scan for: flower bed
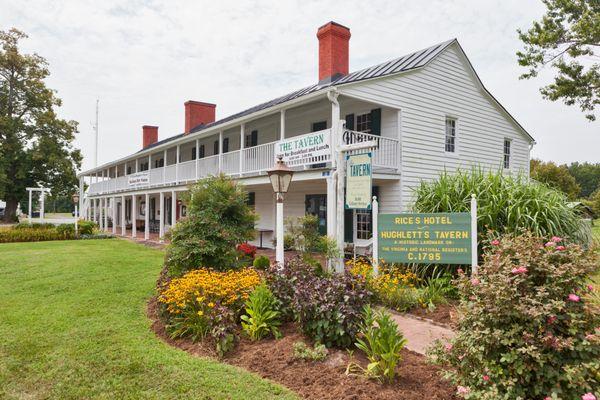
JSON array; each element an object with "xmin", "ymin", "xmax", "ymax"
[{"xmin": 0, "ymin": 221, "xmax": 100, "ymax": 243}]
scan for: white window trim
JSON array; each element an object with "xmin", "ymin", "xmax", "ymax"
[
  {"xmin": 503, "ymin": 138, "xmax": 512, "ymax": 170},
  {"xmin": 444, "ymin": 115, "xmax": 459, "ymax": 157}
]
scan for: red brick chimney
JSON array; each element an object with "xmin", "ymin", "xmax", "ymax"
[
  {"xmin": 317, "ymin": 21, "xmax": 351, "ymax": 84},
  {"xmin": 142, "ymin": 125, "xmax": 158, "ymax": 148},
  {"xmin": 185, "ymin": 101, "xmax": 216, "ymax": 134}
]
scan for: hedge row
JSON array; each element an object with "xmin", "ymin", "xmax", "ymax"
[{"xmin": 0, "ymin": 221, "xmax": 101, "ymax": 243}]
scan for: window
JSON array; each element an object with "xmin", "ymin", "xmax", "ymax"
[
  {"xmin": 223, "ymin": 138, "xmax": 229, "ymax": 153},
  {"xmin": 311, "ymin": 121, "xmax": 327, "ymax": 132},
  {"xmin": 245, "ymin": 130, "xmax": 258, "ymax": 147},
  {"xmin": 356, "ymin": 210, "xmax": 372, "ymax": 240},
  {"xmin": 503, "ymin": 138, "xmax": 511, "ymax": 169},
  {"xmin": 154, "ymin": 158, "xmax": 164, "ymax": 168},
  {"xmin": 247, "ymin": 192, "xmax": 255, "ymax": 208},
  {"xmin": 140, "ymin": 162, "xmax": 149, "ymax": 171},
  {"xmin": 199, "ymin": 144, "xmax": 205, "ymax": 158},
  {"xmin": 356, "ymin": 113, "xmax": 372, "ymax": 134},
  {"xmin": 213, "ymin": 140, "xmax": 219, "ymax": 155},
  {"xmin": 445, "ymin": 117, "xmax": 456, "ymax": 153},
  {"xmin": 191, "ymin": 147, "xmax": 196, "ymax": 160},
  {"xmin": 127, "ymin": 166, "xmax": 132, "ymax": 174}
]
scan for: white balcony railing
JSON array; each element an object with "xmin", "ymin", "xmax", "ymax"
[{"xmin": 87, "ymin": 128, "xmax": 400, "ymax": 195}]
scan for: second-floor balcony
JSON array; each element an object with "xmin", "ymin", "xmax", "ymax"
[{"xmin": 87, "ymin": 129, "xmax": 400, "ymax": 196}]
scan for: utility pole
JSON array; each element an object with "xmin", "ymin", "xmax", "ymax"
[{"xmin": 93, "ymin": 99, "xmax": 99, "ymax": 167}]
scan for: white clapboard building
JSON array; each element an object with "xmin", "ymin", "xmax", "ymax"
[{"xmin": 78, "ymin": 21, "xmax": 535, "ymax": 248}]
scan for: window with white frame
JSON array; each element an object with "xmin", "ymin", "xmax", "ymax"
[
  {"xmin": 503, "ymin": 138, "xmax": 511, "ymax": 169},
  {"xmin": 445, "ymin": 117, "xmax": 456, "ymax": 153},
  {"xmin": 356, "ymin": 210, "xmax": 372, "ymax": 240},
  {"xmin": 356, "ymin": 113, "xmax": 372, "ymax": 134}
]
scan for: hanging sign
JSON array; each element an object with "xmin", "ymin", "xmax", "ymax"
[
  {"xmin": 345, "ymin": 153, "xmax": 372, "ymax": 209},
  {"xmin": 377, "ymin": 212, "xmax": 472, "ymax": 264},
  {"xmin": 128, "ymin": 172, "xmax": 149, "ymax": 187},
  {"xmin": 275, "ymin": 129, "xmax": 331, "ymax": 167}
]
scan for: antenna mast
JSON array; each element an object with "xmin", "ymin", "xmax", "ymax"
[{"xmin": 93, "ymin": 99, "xmax": 99, "ymax": 167}]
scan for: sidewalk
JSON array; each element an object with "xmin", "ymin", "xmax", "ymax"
[{"xmin": 388, "ymin": 311, "xmax": 455, "ymax": 355}]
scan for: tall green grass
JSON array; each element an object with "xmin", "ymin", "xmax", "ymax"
[{"xmin": 412, "ymin": 169, "xmax": 591, "ymax": 246}]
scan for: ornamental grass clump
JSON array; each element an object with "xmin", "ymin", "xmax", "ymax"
[
  {"xmin": 241, "ymin": 283, "xmax": 282, "ymax": 341},
  {"xmin": 413, "ymin": 169, "xmax": 592, "ymax": 247},
  {"xmin": 428, "ymin": 232, "xmax": 600, "ymax": 399}
]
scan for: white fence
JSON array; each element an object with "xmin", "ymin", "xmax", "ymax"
[{"xmin": 87, "ymin": 129, "xmax": 400, "ymax": 195}]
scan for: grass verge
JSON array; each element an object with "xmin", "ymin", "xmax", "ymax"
[{"xmin": 0, "ymin": 239, "xmax": 295, "ymax": 400}]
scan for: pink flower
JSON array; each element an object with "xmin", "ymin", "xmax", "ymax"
[
  {"xmin": 457, "ymin": 268, "xmax": 464, "ymax": 274},
  {"xmin": 582, "ymin": 393, "xmax": 596, "ymax": 400},
  {"xmin": 585, "ymin": 334, "xmax": 595, "ymax": 340},
  {"xmin": 483, "ymin": 375, "xmax": 490, "ymax": 382},
  {"xmin": 547, "ymin": 315, "xmax": 557, "ymax": 324},
  {"xmin": 457, "ymin": 386, "xmax": 470, "ymax": 395},
  {"xmin": 556, "ymin": 245, "xmax": 565, "ymax": 251},
  {"xmin": 545, "ymin": 241, "xmax": 556, "ymax": 247},
  {"xmin": 545, "ymin": 397, "xmax": 552, "ymax": 400},
  {"xmin": 471, "ymin": 278, "xmax": 480, "ymax": 286},
  {"xmin": 511, "ymin": 266, "xmax": 528, "ymax": 275},
  {"xmin": 491, "ymin": 239, "xmax": 500, "ymax": 246},
  {"xmin": 445, "ymin": 343, "xmax": 453, "ymax": 352},
  {"xmin": 551, "ymin": 236, "xmax": 562, "ymax": 243},
  {"xmin": 568, "ymin": 294, "xmax": 580, "ymax": 302},
  {"xmin": 587, "ymin": 284, "xmax": 594, "ymax": 292}
]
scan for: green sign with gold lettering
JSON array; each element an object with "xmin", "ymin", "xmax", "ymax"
[{"xmin": 377, "ymin": 213, "xmax": 472, "ymax": 264}]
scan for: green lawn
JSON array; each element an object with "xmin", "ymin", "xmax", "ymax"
[{"xmin": 0, "ymin": 239, "xmax": 296, "ymax": 400}]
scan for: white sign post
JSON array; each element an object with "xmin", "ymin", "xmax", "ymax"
[{"xmin": 471, "ymin": 194, "xmax": 478, "ymax": 275}]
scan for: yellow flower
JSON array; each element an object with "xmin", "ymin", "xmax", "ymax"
[{"xmin": 197, "ymin": 310, "xmax": 204, "ymax": 316}]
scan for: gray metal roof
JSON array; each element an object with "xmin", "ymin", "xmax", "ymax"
[{"xmin": 140, "ymin": 39, "xmax": 456, "ymax": 152}]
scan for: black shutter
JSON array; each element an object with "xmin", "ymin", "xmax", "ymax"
[
  {"xmin": 311, "ymin": 121, "xmax": 327, "ymax": 132},
  {"xmin": 213, "ymin": 140, "xmax": 219, "ymax": 155},
  {"xmin": 251, "ymin": 130, "xmax": 258, "ymax": 147},
  {"xmin": 199, "ymin": 145, "xmax": 205, "ymax": 158},
  {"xmin": 345, "ymin": 114, "xmax": 355, "ymax": 130},
  {"xmin": 223, "ymin": 138, "xmax": 229, "ymax": 153},
  {"xmin": 370, "ymin": 108, "xmax": 381, "ymax": 136},
  {"xmin": 191, "ymin": 147, "xmax": 196, "ymax": 160}
]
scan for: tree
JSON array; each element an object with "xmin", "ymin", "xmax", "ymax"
[
  {"xmin": 530, "ymin": 158, "xmax": 581, "ymax": 199},
  {"xmin": 517, "ymin": 0, "xmax": 600, "ymax": 121},
  {"xmin": 0, "ymin": 28, "xmax": 81, "ymax": 222},
  {"xmin": 567, "ymin": 161, "xmax": 600, "ymax": 198}
]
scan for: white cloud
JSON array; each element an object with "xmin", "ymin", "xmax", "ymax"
[{"xmin": 1, "ymin": 0, "xmax": 597, "ymax": 170}]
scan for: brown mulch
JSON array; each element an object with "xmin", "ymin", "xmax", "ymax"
[
  {"xmin": 407, "ymin": 302, "xmax": 458, "ymax": 328},
  {"xmin": 148, "ymin": 298, "xmax": 457, "ymax": 400}
]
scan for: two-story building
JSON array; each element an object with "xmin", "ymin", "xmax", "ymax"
[{"xmin": 78, "ymin": 21, "xmax": 535, "ymax": 249}]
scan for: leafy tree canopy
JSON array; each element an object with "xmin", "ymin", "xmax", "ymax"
[
  {"xmin": 0, "ymin": 28, "xmax": 81, "ymax": 221},
  {"xmin": 567, "ymin": 161, "xmax": 600, "ymax": 197},
  {"xmin": 530, "ymin": 158, "xmax": 581, "ymax": 199},
  {"xmin": 517, "ymin": 0, "xmax": 600, "ymax": 121}
]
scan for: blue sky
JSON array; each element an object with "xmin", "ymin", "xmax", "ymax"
[{"xmin": 2, "ymin": 0, "xmax": 597, "ymax": 170}]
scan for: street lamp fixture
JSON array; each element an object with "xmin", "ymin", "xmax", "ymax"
[{"xmin": 267, "ymin": 155, "xmax": 294, "ymax": 266}]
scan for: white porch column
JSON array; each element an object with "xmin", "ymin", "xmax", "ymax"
[
  {"xmin": 131, "ymin": 194, "xmax": 137, "ymax": 238},
  {"xmin": 163, "ymin": 149, "xmax": 167, "ymax": 184},
  {"xmin": 159, "ymin": 192, "xmax": 165, "ymax": 241},
  {"xmin": 239, "ymin": 124, "xmax": 245, "ymax": 174},
  {"xmin": 112, "ymin": 197, "xmax": 116, "ymax": 234},
  {"xmin": 78, "ymin": 176, "xmax": 84, "ymax": 219},
  {"xmin": 280, "ymin": 109, "xmax": 286, "ymax": 140},
  {"xmin": 103, "ymin": 197, "xmax": 108, "ymax": 231},
  {"xmin": 135, "ymin": 159, "xmax": 139, "ymax": 173},
  {"xmin": 171, "ymin": 190, "xmax": 176, "ymax": 228},
  {"xmin": 98, "ymin": 198, "xmax": 103, "ymax": 230},
  {"xmin": 218, "ymin": 131, "xmax": 223, "ymax": 173},
  {"xmin": 120, "ymin": 195, "xmax": 126, "ymax": 236},
  {"xmin": 144, "ymin": 193, "xmax": 150, "ymax": 240},
  {"xmin": 330, "ymin": 92, "xmax": 345, "ymax": 273},
  {"xmin": 91, "ymin": 198, "xmax": 95, "ymax": 223},
  {"xmin": 28, "ymin": 190, "xmax": 32, "ymax": 223},
  {"xmin": 175, "ymin": 145, "xmax": 180, "ymax": 183},
  {"xmin": 40, "ymin": 190, "xmax": 45, "ymax": 221},
  {"xmin": 326, "ymin": 175, "xmax": 337, "ymax": 238}
]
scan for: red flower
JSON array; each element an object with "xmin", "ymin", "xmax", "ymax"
[{"xmin": 237, "ymin": 242, "xmax": 257, "ymax": 258}]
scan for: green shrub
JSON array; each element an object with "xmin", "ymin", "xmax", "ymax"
[
  {"xmin": 347, "ymin": 305, "xmax": 407, "ymax": 383},
  {"xmin": 241, "ymin": 283, "xmax": 282, "ymax": 341},
  {"xmin": 0, "ymin": 227, "xmax": 74, "ymax": 243},
  {"xmin": 293, "ymin": 341, "xmax": 328, "ymax": 361},
  {"xmin": 77, "ymin": 220, "xmax": 97, "ymax": 235},
  {"xmin": 418, "ymin": 275, "xmax": 455, "ymax": 311},
  {"xmin": 14, "ymin": 222, "xmax": 55, "ymax": 230},
  {"xmin": 252, "ymin": 255, "xmax": 271, "ymax": 270},
  {"xmin": 165, "ymin": 175, "xmax": 257, "ymax": 276},
  {"xmin": 413, "ymin": 169, "xmax": 592, "ymax": 247},
  {"xmin": 428, "ymin": 232, "xmax": 600, "ymax": 399},
  {"xmin": 56, "ymin": 223, "xmax": 75, "ymax": 235}
]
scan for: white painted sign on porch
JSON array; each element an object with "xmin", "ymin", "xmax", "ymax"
[
  {"xmin": 275, "ymin": 129, "xmax": 331, "ymax": 167},
  {"xmin": 128, "ymin": 172, "xmax": 149, "ymax": 187},
  {"xmin": 345, "ymin": 153, "xmax": 372, "ymax": 209}
]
